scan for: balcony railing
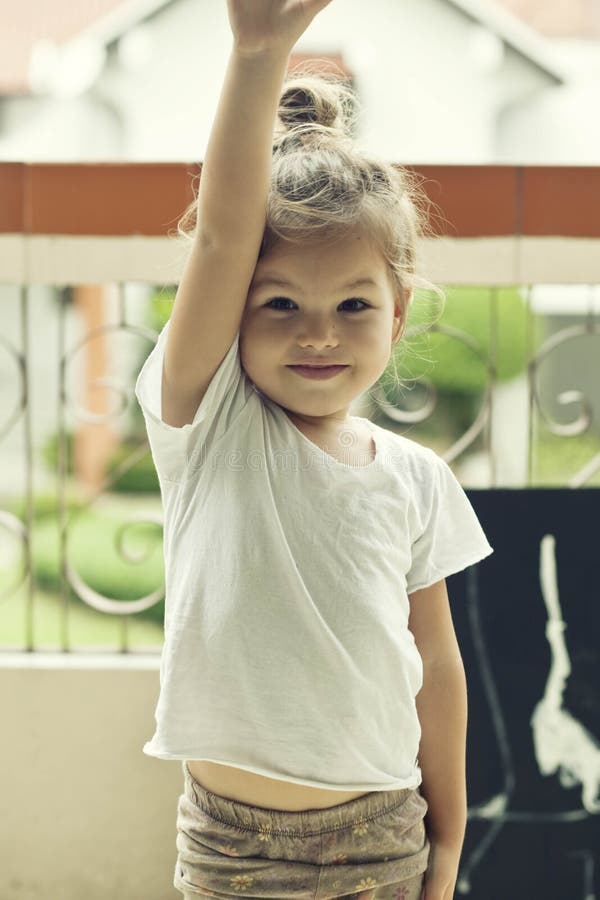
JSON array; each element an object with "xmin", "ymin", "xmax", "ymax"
[
  {"xmin": 1, "ymin": 163, "xmax": 599, "ymax": 900},
  {"xmin": 2, "ymin": 162, "xmax": 600, "ymax": 652}
]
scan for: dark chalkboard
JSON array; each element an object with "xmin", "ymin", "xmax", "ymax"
[{"xmin": 449, "ymin": 488, "xmax": 599, "ymax": 900}]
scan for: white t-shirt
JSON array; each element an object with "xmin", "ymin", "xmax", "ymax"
[{"xmin": 134, "ymin": 316, "xmax": 494, "ymax": 791}]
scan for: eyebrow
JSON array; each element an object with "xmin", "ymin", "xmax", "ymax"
[{"xmin": 251, "ymin": 275, "xmax": 380, "ymax": 292}]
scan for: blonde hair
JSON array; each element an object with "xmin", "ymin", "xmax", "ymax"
[{"xmin": 176, "ymin": 62, "xmax": 445, "ymax": 389}]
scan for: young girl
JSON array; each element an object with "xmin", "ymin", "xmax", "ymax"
[{"xmin": 134, "ymin": 2, "xmax": 494, "ymax": 898}]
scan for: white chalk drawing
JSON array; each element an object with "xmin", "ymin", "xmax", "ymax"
[
  {"xmin": 531, "ymin": 534, "xmax": 600, "ymax": 815},
  {"xmin": 456, "ymin": 534, "xmax": 599, "ymax": 898}
]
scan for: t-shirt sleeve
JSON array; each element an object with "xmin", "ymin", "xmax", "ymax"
[
  {"xmin": 134, "ymin": 316, "xmax": 251, "ymax": 484},
  {"xmin": 406, "ymin": 451, "xmax": 494, "ymax": 594}
]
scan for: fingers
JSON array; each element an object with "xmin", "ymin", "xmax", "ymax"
[{"xmin": 306, "ymin": 0, "xmax": 335, "ymax": 12}]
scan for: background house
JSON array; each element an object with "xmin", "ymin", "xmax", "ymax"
[{"xmin": 0, "ymin": 0, "xmax": 571, "ymax": 164}]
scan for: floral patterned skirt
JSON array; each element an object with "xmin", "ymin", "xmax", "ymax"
[{"xmin": 174, "ymin": 762, "xmax": 430, "ymax": 899}]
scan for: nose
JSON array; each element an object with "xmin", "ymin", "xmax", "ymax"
[{"xmin": 296, "ymin": 314, "xmax": 339, "ymax": 349}]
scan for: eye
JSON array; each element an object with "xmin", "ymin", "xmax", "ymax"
[
  {"xmin": 266, "ymin": 297, "xmax": 295, "ymax": 310},
  {"xmin": 265, "ymin": 297, "xmax": 370, "ymax": 311},
  {"xmin": 341, "ymin": 298, "xmax": 370, "ymax": 311}
]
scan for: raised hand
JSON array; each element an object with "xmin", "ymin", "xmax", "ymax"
[{"xmin": 226, "ymin": 0, "xmax": 334, "ymax": 57}]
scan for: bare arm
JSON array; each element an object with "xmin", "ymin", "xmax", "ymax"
[
  {"xmin": 408, "ymin": 578, "xmax": 467, "ymax": 899},
  {"xmin": 195, "ymin": 47, "xmax": 291, "ymax": 248},
  {"xmin": 161, "ymin": 0, "xmax": 334, "ymax": 428},
  {"xmin": 162, "ymin": 48, "xmax": 291, "ymax": 426}
]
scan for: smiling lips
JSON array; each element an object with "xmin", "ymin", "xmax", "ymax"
[
  {"xmin": 288, "ymin": 364, "xmax": 348, "ymax": 380},
  {"xmin": 289, "ymin": 360, "xmax": 346, "ymax": 366}
]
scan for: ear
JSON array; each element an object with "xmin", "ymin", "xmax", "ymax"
[
  {"xmin": 392, "ymin": 321, "xmax": 405, "ymax": 346},
  {"xmin": 391, "ymin": 288, "xmax": 412, "ymax": 345}
]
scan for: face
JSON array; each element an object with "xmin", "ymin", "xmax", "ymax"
[{"xmin": 239, "ymin": 226, "xmax": 408, "ymax": 429}]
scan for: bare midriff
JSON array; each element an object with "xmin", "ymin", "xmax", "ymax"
[{"xmin": 186, "ymin": 760, "xmax": 372, "ymax": 811}]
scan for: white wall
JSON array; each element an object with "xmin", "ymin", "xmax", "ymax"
[
  {"xmin": 497, "ymin": 77, "xmax": 600, "ymax": 163},
  {"xmin": 0, "ymin": 94, "xmax": 123, "ymax": 161},
  {"xmin": 104, "ymin": 0, "xmax": 552, "ymax": 164}
]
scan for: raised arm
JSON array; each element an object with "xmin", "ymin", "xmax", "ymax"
[{"xmin": 162, "ymin": 0, "xmax": 333, "ymax": 428}]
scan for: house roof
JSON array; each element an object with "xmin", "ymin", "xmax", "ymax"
[
  {"xmin": 0, "ymin": 0, "xmax": 123, "ymax": 95},
  {"xmin": 495, "ymin": 0, "xmax": 600, "ymax": 40},
  {"xmin": 0, "ymin": 0, "xmax": 565, "ymax": 97},
  {"xmin": 446, "ymin": 0, "xmax": 566, "ymax": 82}
]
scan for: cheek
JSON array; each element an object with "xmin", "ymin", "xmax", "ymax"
[
  {"xmin": 239, "ymin": 328, "xmax": 270, "ymax": 376},
  {"xmin": 240, "ymin": 314, "xmax": 267, "ymax": 355},
  {"xmin": 244, "ymin": 310, "xmax": 281, "ymax": 335},
  {"xmin": 352, "ymin": 318, "xmax": 388, "ymax": 343}
]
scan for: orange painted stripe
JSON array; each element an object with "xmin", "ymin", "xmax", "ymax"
[
  {"xmin": 412, "ymin": 166, "xmax": 519, "ymax": 238},
  {"xmin": 0, "ymin": 163, "xmax": 599, "ymax": 238},
  {"xmin": 0, "ymin": 163, "xmax": 200, "ymax": 237},
  {"xmin": 521, "ymin": 166, "xmax": 600, "ymax": 237},
  {"xmin": 0, "ymin": 163, "xmax": 26, "ymax": 232}
]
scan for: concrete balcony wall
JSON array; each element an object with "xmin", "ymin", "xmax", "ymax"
[{"xmin": 2, "ymin": 654, "xmax": 179, "ymax": 900}]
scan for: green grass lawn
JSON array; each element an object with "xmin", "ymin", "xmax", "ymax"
[
  {"xmin": 0, "ymin": 586, "xmax": 163, "ymax": 652},
  {"xmin": 0, "ymin": 579, "xmax": 164, "ymax": 651},
  {"xmin": 0, "ymin": 492, "xmax": 165, "ymax": 651}
]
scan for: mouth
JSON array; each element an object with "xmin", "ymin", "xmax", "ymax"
[{"xmin": 287, "ymin": 365, "xmax": 349, "ymax": 380}]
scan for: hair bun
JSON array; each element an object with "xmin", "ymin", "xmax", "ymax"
[
  {"xmin": 279, "ymin": 82, "xmax": 337, "ymax": 130},
  {"xmin": 275, "ymin": 69, "xmax": 356, "ymax": 149}
]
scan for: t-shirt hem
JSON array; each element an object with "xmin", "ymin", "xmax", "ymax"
[{"xmin": 143, "ymin": 744, "xmax": 422, "ymax": 792}]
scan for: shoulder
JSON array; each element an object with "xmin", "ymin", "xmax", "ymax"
[{"xmin": 367, "ymin": 420, "xmax": 440, "ymax": 471}]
